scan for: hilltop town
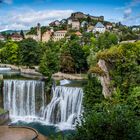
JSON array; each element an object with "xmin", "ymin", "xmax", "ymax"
[{"xmin": 0, "ymin": 12, "xmax": 140, "ymax": 42}]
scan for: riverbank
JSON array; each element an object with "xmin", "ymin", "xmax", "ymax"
[
  {"xmin": 53, "ymin": 72, "xmax": 87, "ymax": 80},
  {"xmin": 0, "ymin": 64, "xmax": 42, "ymax": 76}
]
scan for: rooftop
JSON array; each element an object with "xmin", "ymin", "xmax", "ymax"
[{"xmin": 95, "ymin": 22, "xmax": 105, "ymax": 28}]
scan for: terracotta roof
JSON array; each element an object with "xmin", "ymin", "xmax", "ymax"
[
  {"xmin": 55, "ymin": 30, "xmax": 67, "ymax": 33},
  {"xmin": 11, "ymin": 33, "xmax": 22, "ymax": 38},
  {"xmin": 75, "ymin": 31, "xmax": 82, "ymax": 36},
  {"xmin": 106, "ymin": 23, "xmax": 112, "ymax": 26}
]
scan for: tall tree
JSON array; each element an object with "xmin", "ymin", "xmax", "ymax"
[
  {"xmin": 19, "ymin": 38, "xmax": 40, "ymax": 66},
  {"xmin": 20, "ymin": 30, "xmax": 25, "ymax": 39}
]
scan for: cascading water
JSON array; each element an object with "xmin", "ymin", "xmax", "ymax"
[
  {"xmin": 43, "ymin": 86, "xmax": 83, "ymax": 129},
  {"xmin": 3, "ymin": 80, "xmax": 45, "ymax": 120},
  {"xmin": 0, "ymin": 67, "xmax": 11, "ymax": 72},
  {"xmin": 3, "ymin": 79, "xmax": 83, "ymax": 129}
]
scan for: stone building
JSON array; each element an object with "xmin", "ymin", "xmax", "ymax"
[
  {"xmin": 72, "ymin": 20, "xmax": 80, "ymax": 30},
  {"xmin": 42, "ymin": 31, "xmax": 52, "ymax": 42},
  {"xmin": 25, "ymin": 23, "xmax": 41, "ymax": 42},
  {"xmin": 11, "ymin": 33, "xmax": 23, "ymax": 41},
  {"xmin": 49, "ymin": 20, "xmax": 60, "ymax": 27},
  {"xmin": 36, "ymin": 23, "xmax": 41, "ymax": 41},
  {"xmin": 70, "ymin": 12, "xmax": 104, "ymax": 21},
  {"xmin": 106, "ymin": 23, "xmax": 113, "ymax": 30},
  {"xmin": 53, "ymin": 30, "xmax": 67, "ymax": 41}
]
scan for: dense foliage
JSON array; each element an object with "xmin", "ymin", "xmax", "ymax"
[{"xmin": 73, "ymin": 42, "xmax": 140, "ymax": 140}]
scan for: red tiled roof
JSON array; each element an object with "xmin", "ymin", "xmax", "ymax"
[
  {"xmin": 55, "ymin": 30, "xmax": 67, "ymax": 33},
  {"xmin": 75, "ymin": 31, "xmax": 82, "ymax": 36},
  {"xmin": 11, "ymin": 33, "xmax": 22, "ymax": 38}
]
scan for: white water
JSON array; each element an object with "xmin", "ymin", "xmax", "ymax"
[
  {"xmin": 60, "ymin": 79, "xmax": 71, "ymax": 85},
  {"xmin": 3, "ymin": 80, "xmax": 45, "ymax": 120},
  {"xmin": 43, "ymin": 86, "xmax": 83, "ymax": 129},
  {"xmin": 3, "ymin": 80, "xmax": 83, "ymax": 129},
  {"xmin": 0, "ymin": 67, "xmax": 11, "ymax": 72}
]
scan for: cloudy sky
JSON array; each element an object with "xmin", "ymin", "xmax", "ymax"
[{"xmin": 0, "ymin": 0, "xmax": 140, "ymax": 31}]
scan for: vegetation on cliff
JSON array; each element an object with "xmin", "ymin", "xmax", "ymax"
[{"xmin": 73, "ymin": 41, "xmax": 140, "ymax": 140}]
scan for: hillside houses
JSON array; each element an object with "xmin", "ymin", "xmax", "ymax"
[
  {"xmin": 11, "ymin": 33, "xmax": 23, "ymax": 41},
  {"xmin": 0, "ymin": 34, "xmax": 5, "ymax": 41},
  {"xmin": 24, "ymin": 12, "xmax": 133, "ymax": 43}
]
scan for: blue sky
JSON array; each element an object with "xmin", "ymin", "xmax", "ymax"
[{"xmin": 0, "ymin": 0, "xmax": 140, "ymax": 31}]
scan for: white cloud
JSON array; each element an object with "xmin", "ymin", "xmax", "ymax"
[
  {"xmin": 124, "ymin": 8, "xmax": 132, "ymax": 19},
  {"xmin": 115, "ymin": 0, "xmax": 140, "ymax": 19},
  {"xmin": 0, "ymin": 8, "xmax": 73, "ymax": 31}
]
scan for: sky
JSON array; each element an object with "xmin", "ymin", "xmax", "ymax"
[{"xmin": 0, "ymin": 0, "xmax": 140, "ymax": 31}]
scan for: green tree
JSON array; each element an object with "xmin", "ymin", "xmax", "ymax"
[
  {"xmin": 97, "ymin": 31, "xmax": 118, "ymax": 50},
  {"xmin": 0, "ymin": 41, "xmax": 20, "ymax": 64},
  {"xmin": 39, "ymin": 48, "xmax": 60, "ymax": 78},
  {"xmin": 69, "ymin": 40, "xmax": 87, "ymax": 73},
  {"xmin": 19, "ymin": 38, "xmax": 40, "ymax": 66},
  {"xmin": 60, "ymin": 48, "xmax": 75, "ymax": 73},
  {"xmin": 20, "ymin": 30, "xmax": 25, "ymax": 39}
]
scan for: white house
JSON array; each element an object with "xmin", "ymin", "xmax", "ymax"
[
  {"xmin": 132, "ymin": 27, "xmax": 140, "ymax": 32},
  {"xmin": 93, "ymin": 22, "xmax": 106, "ymax": 33},
  {"xmin": 106, "ymin": 23, "xmax": 113, "ymax": 30}
]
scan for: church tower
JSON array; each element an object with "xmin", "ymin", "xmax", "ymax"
[{"xmin": 37, "ymin": 23, "xmax": 41, "ymax": 41}]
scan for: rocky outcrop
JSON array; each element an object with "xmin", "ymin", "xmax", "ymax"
[{"xmin": 98, "ymin": 59, "xmax": 113, "ymax": 98}]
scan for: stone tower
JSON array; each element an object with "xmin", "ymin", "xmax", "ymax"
[{"xmin": 37, "ymin": 23, "xmax": 41, "ymax": 41}]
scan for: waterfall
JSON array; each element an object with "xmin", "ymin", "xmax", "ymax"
[
  {"xmin": 3, "ymin": 80, "xmax": 45, "ymax": 119},
  {"xmin": 3, "ymin": 79, "xmax": 83, "ymax": 129},
  {"xmin": 43, "ymin": 86, "xmax": 83, "ymax": 129},
  {"xmin": 0, "ymin": 67, "xmax": 11, "ymax": 72}
]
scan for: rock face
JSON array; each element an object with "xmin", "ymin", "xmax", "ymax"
[{"xmin": 98, "ymin": 59, "xmax": 112, "ymax": 98}]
